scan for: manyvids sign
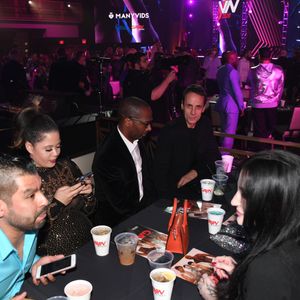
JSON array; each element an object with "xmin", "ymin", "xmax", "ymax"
[{"xmin": 219, "ymin": 0, "xmax": 241, "ymax": 15}]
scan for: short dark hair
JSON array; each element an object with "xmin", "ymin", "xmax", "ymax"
[
  {"xmin": 183, "ymin": 84, "xmax": 207, "ymax": 105},
  {"xmin": 13, "ymin": 107, "xmax": 59, "ymax": 149},
  {"xmin": 0, "ymin": 154, "xmax": 37, "ymax": 203},
  {"xmin": 259, "ymin": 47, "xmax": 271, "ymax": 60},
  {"xmin": 118, "ymin": 97, "xmax": 150, "ymax": 120},
  {"xmin": 132, "ymin": 52, "xmax": 146, "ymax": 64}
]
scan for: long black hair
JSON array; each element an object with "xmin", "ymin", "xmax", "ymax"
[
  {"xmin": 219, "ymin": 150, "xmax": 300, "ymax": 299},
  {"xmin": 13, "ymin": 107, "xmax": 58, "ymax": 149}
]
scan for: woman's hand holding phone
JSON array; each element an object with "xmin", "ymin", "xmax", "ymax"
[
  {"xmin": 79, "ymin": 178, "xmax": 93, "ymax": 195},
  {"xmin": 54, "ymin": 183, "xmax": 85, "ymax": 205}
]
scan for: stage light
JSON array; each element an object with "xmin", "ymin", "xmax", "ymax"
[
  {"xmin": 67, "ymin": 4, "xmax": 71, "ymax": 8},
  {"xmin": 217, "ymin": 22, "xmax": 220, "ymax": 27},
  {"xmin": 59, "ymin": 40, "xmax": 65, "ymax": 45},
  {"xmin": 81, "ymin": 38, "xmax": 87, "ymax": 45},
  {"xmin": 248, "ymin": 9, "xmax": 252, "ymax": 14},
  {"xmin": 28, "ymin": 0, "xmax": 33, "ymax": 4},
  {"xmin": 188, "ymin": 0, "xmax": 194, "ymax": 4},
  {"xmin": 189, "ymin": 13, "xmax": 193, "ymax": 18},
  {"xmin": 278, "ymin": 21, "xmax": 283, "ymax": 25}
]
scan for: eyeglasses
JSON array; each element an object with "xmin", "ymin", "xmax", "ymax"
[{"xmin": 129, "ymin": 117, "xmax": 152, "ymax": 127}]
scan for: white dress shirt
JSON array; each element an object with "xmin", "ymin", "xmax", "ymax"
[{"xmin": 117, "ymin": 127, "xmax": 143, "ymax": 201}]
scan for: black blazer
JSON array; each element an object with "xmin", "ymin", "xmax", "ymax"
[{"xmin": 92, "ymin": 128, "xmax": 153, "ymax": 226}]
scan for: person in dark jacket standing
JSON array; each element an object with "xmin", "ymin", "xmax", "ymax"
[{"xmin": 1, "ymin": 48, "xmax": 29, "ymax": 106}]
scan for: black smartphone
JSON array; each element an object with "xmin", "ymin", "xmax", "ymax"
[{"xmin": 76, "ymin": 171, "xmax": 93, "ymax": 183}]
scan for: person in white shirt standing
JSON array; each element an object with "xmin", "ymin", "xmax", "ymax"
[
  {"xmin": 203, "ymin": 46, "xmax": 221, "ymax": 96},
  {"xmin": 248, "ymin": 47, "xmax": 284, "ymax": 149}
]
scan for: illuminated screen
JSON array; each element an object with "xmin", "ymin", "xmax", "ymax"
[{"xmin": 94, "ymin": 0, "xmax": 163, "ymax": 44}]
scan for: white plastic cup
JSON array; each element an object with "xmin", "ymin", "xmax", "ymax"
[
  {"xmin": 200, "ymin": 179, "xmax": 215, "ymax": 201},
  {"xmin": 91, "ymin": 225, "xmax": 112, "ymax": 256},
  {"xmin": 222, "ymin": 155, "xmax": 234, "ymax": 173},
  {"xmin": 64, "ymin": 280, "xmax": 93, "ymax": 300},
  {"xmin": 207, "ymin": 207, "xmax": 225, "ymax": 235},
  {"xmin": 150, "ymin": 268, "xmax": 176, "ymax": 300}
]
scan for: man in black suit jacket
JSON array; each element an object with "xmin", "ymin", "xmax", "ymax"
[{"xmin": 92, "ymin": 97, "xmax": 154, "ymax": 227}]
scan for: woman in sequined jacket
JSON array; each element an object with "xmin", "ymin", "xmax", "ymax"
[{"xmin": 13, "ymin": 107, "xmax": 96, "ymax": 256}]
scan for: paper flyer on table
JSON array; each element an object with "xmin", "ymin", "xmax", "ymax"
[
  {"xmin": 128, "ymin": 225, "xmax": 168, "ymax": 258},
  {"xmin": 186, "ymin": 201, "xmax": 222, "ymax": 220},
  {"xmin": 171, "ymin": 248, "xmax": 215, "ymax": 285}
]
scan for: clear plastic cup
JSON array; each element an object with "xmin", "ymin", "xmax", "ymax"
[
  {"xmin": 114, "ymin": 232, "xmax": 139, "ymax": 266},
  {"xmin": 212, "ymin": 174, "xmax": 228, "ymax": 196},
  {"xmin": 147, "ymin": 250, "xmax": 174, "ymax": 270},
  {"xmin": 214, "ymin": 160, "xmax": 225, "ymax": 174}
]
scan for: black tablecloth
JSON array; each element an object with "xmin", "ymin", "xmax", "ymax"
[{"xmin": 22, "ymin": 185, "xmax": 236, "ymax": 300}]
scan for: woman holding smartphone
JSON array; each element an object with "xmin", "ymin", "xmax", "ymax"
[
  {"xmin": 198, "ymin": 150, "xmax": 300, "ymax": 300},
  {"xmin": 13, "ymin": 107, "xmax": 96, "ymax": 256}
]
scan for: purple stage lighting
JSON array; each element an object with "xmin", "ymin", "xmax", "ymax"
[
  {"xmin": 188, "ymin": 0, "xmax": 194, "ymax": 4},
  {"xmin": 189, "ymin": 13, "xmax": 193, "ymax": 18}
]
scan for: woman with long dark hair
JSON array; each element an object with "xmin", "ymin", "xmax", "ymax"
[
  {"xmin": 198, "ymin": 150, "xmax": 300, "ymax": 300},
  {"xmin": 12, "ymin": 107, "xmax": 96, "ymax": 256}
]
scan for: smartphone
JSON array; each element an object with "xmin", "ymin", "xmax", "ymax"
[
  {"xmin": 35, "ymin": 254, "xmax": 76, "ymax": 279},
  {"xmin": 76, "ymin": 171, "xmax": 93, "ymax": 183}
]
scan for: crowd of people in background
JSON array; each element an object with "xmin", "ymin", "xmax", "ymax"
[
  {"xmin": 1, "ymin": 44, "xmax": 299, "ymax": 118},
  {"xmin": 1, "ymin": 41, "xmax": 300, "ymax": 299}
]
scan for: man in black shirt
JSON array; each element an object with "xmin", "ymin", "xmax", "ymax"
[
  {"xmin": 154, "ymin": 84, "xmax": 221, "ymax": 199},
  {"xmin": 123, "ymin": 52, "xmax": 177, "ymax": 122}
]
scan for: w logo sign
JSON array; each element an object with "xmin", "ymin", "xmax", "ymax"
[{"xmin": 219, "ymin": 0, "xmax": 240, "ymax": 14}]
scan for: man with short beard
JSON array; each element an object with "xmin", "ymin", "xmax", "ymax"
[{"xmin": 0, "ymin": 155, "xmax": 64, "ymax": 300}]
